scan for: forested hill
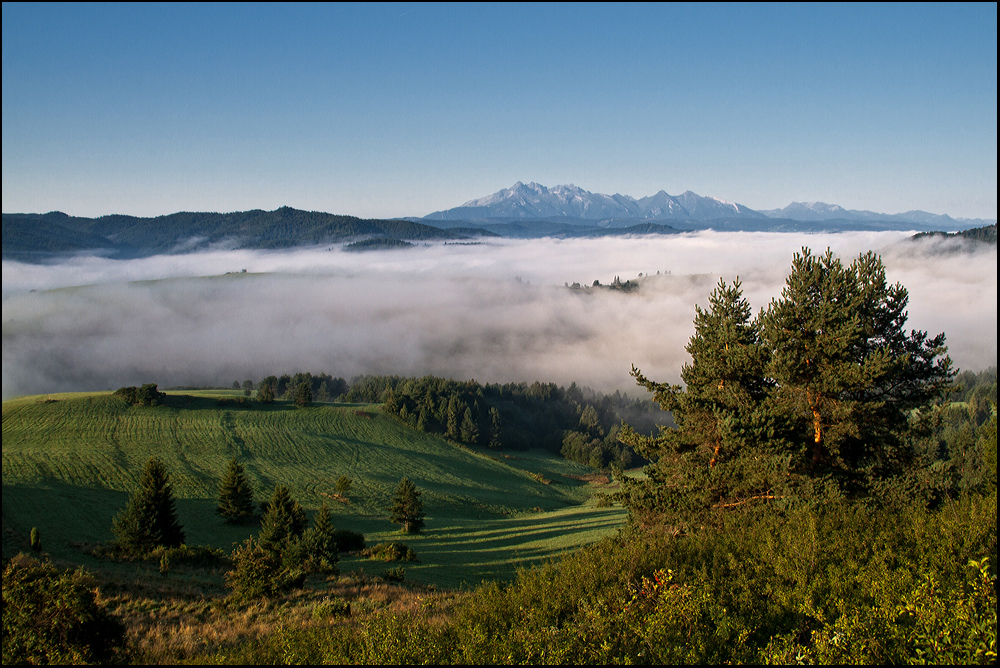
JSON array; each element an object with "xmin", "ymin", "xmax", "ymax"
[
  {"xmin": 1, "ymin": 207, "xmax": 492, "ymax": 260},
  {"xmin": 911, "ymin": 222, "xmax": 997, "ymax": 245}
]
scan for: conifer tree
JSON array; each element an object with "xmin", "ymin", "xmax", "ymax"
[
  {"xmin": 618, "ymin": 278, "xmax": 778, "ymax": 516},
  {"xmin": 294, "ymin": 381, "xmax": 312, "ymax": 407},
  {"xmin": 460, "ymin": 407, "xmax": 480, "ymax": 443},
  {"xmin": 389, "ymin": 476, "xmax": 425, "ymax": 534},
  {"xmin": 760, "ymin": 248, "xmax": 953, "ymax": 479},
  {"xmin": 303, "ymin": 502, "xmax": 339, "ymax": 572},
  {"xmin": 618, "ymin": 250, "xmax": 954, "ymax": 518},
  {"xmin": 258, "ymin": 484, "xmax": 308, "ymax": 555},
  {"xmin": 112, "ymin": 457, "xmax": 185, "ymax": 555},
  {"xmin": 217, "ymin": 458, "xmax": 256, "ymax": 524}
]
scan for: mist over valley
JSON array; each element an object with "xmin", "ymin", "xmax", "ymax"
[{"xmin": 3, "ymin": 230, "xmax": 995, "ymax": 400}]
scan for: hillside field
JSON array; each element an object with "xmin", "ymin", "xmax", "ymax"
[{"xmin": 2, "ymin": 390, "xmax": 625, "ymax": 588}]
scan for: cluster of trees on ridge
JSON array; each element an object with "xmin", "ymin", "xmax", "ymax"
[{"xmin": 234, "ymin": 372, "xmax": 663, "ymax": 470}]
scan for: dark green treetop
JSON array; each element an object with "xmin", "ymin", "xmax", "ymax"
[{"xmin": 760, "ymin": 248, "xmax": 953, "ymax": 480}]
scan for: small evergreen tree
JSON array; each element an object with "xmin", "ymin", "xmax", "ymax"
[
  {"xmin": 217, "ymin": 458, "xmax": 257, "ymax": 524},
  {"xmin": 335, "ymin": 475, "xmax": 352, "ymax": 498},
  {"xmin": 112, "ymin": 457, "xmax": 185, "ymax": 556},
  {"xmin": 294, "ymin": 381, "xmax": 313, "ymax": 407},
  {"xmin": 303, "ymin": 503, "xmax": 339, "ymax": 573},
  {"xmin": 389, "ymin": 476, "xmax": 425, "ymax": 534},
  {"xmin": 257, "ymin": 383, "xmax": 275, "ymax": 403},
  {"xmin": 258, "ymin": 484, "xmax": 308, "ymax": 555}
]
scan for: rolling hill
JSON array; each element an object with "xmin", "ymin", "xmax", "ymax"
[{"xmin": 1, "ymin": 390, "xmax": 624, "ymax": 587}]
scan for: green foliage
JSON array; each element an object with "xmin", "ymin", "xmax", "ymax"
[
  {"xmin": 111, "ymin": 456, "xmax": 185, "ymax": 556},
  {"xmin": 362, "ymin": 542, "xmax": 417, "ymax": 562},
  {"xmin": 335, "ymin": 475, "xmax": 352, "ymax": 497},
  {"xmin": 113, "ymin": 383, "xmax": 164, "ymax": 406},
  {"xmin": 217, "ymin": 457, "xmax": 257, "ymax": 524},
  {"xmin": 620, "ymin": 250, "xmax": 956, "ymax": 521},
  {"xmin": 257, "ymin": 382, "xmax": 275, "ymax": 403},
  {"xmin": 761, "ymin": 249, "xmax": 953, "ymax": 481},
  {"xmin": 294, "ymin": 381, "xmax": 313, "ymax": 407},
  {"xmin": 29, "ymin": 526, "xmax": 41, "ymax": 553},
  {"xmin": 302, "ymin": 503, "xmax": 340, "ymax": 574},
  {"xmin": 225, "ymin": 536, "xmax": 285, "ymax": 603},
  {"xmin": 2, "ymin": 554, "xmax": 127, "ymax": 665},
  {"xmin": 258, "ymin": 484, "xmax": 308, "ymax": 555},
  {"xmin": 389, "ymin": 477, "xmax": 425, "ymax": 534},
  {"xmin": 330, "ymin": 528, "xmax": 366, "ymax": 553}
]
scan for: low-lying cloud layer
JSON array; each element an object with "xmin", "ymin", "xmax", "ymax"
[{"xmin": 2, "ymin": 232, "xmax": 996, "ymax": 400}]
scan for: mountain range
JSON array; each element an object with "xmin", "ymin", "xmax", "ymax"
[
  {"xmin": 3, "ymin": 183, "xmax": 995, "ymax": 261},
  {"xmin": 423, "ymin": 182, "xmax": 993, "ymax": 232}
]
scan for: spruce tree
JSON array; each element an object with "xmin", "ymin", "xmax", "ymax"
[
  {"xmin": 112, "ymin": 457, "xmax": 185, "ymax": 556},
  {"xmin": 217, "ymin": 458, "xmax": 256, "ymax": 524},
  {"xmin": 294, "ymin": 381, "xmax": 312, "ymax": 407},
  {"xmin": 303, "ymin": 502, "xmax": 339, "ymax": 572},
  {"xmin": 618, "ymin": 278, "xmax": 779, "ymax": 517},
  {"xmin": 389, "ymin": 476, "xmax": 425, "ymax": 534},
  {"xmin": 258, "ymin": 484, "xmax": 308, "ymax": 555}
]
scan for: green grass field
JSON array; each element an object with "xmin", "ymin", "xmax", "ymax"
[{"xmin": 2, "ymin": 390, "xmax": 625, "ymax": 588}]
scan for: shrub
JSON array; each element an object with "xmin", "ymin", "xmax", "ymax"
[
  {"xmin": 2, "ymin": 554, "xmax": 127, "ymax": 665},
  {"xmin": 331, "ymin": 528, "xmax": 366, "ymax": 553},
  {"xmin": 362, "ymin": 542, "xmax": 417, "ymax": 562},
  {"xmin": 225, "ymin": 537, "xmax": 284, "ymax": 603}
]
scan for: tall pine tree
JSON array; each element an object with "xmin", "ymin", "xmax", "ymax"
[
  {"xmin": 389, "ymin": 476, "xmax": 425, "ymax": 534},
  {"xmin": 258, "ymin": 484, "xmax": 308, "ymax": 555},
  {"xmin": 112, "ymin": 457, "xmax": 185, "ymax": 555},
  {"xmin": 217, "ymin": 458, "xmax": 256, "ymax": 524}
]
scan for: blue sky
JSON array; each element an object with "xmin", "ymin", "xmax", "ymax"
[{"xmin": 2, "ymin": 2, "xmax": 996, "ymax": 219}]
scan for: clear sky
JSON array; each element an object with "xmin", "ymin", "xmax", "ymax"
[{"xmin": 2, "ymin": 2, "xmax": 996, "ymax": 220}]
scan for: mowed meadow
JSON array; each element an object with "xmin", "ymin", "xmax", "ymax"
[{"xmin": 2, "ymin": 389, "xmax": 625, "ymax": 589}]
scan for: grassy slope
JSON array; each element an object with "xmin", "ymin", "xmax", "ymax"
[{"xmin": 2, "ymin": 391, "xmax": 624, "ymax": 588}]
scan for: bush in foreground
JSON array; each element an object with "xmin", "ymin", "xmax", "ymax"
[{"xmin": 2, "ymin": 554, "xmax": 127, "ymax": 665}]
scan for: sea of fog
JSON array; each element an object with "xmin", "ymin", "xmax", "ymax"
[{"xmin": 2, "ymin": 231, "xmax": 996, "ymax": 400}]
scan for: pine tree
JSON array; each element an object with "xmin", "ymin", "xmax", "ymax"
[
  {"xmin": 489, "ymin": 407, "xmax": 503, "ymax": 449},
  {"xmin": 618, "ymin": 251, "xmax": 954, "ymax": 518},
  {"xmin": 258, "ymin": 484, "xmax": 308, "ymax": 555},
  {"xmin": 112, "ymin": 457, "xmax": 185, "ymax": 556},
  {"xmin": 389, "ymin": 476, "xmax": 425, "ymax": 534},
  {"xmin": 303, "ymin": 502, "xmax": 339, "ymax": 572},
  {"xmin": 217, "ymin": 458, "xmax": 256, "ymax": 524},
  {"xmin": 761, "ymin": 248, "xmax": 953, "ymax": 479},
  {"xmin": 618, "ymin": 278, "xmax": 779, "ymax": 516},
  {"xmin": 294, "ymin": 381, "xmax": 312, "ymax": 407},
  {"xmin": 460, "ymin": 407, "xmax": 480, "ymax": 443}
]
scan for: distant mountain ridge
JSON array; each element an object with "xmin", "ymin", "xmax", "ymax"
[
  {"xmin": 424, "ymin": 181, "xmax": 766, "ymax": 223},
  {"xmin": 424, "ymin": 182, "xmax": 993, "ymax": 231},
  {"xmin": 1, "ymin": 207, "xmax": 481, "ymax": 260}
]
